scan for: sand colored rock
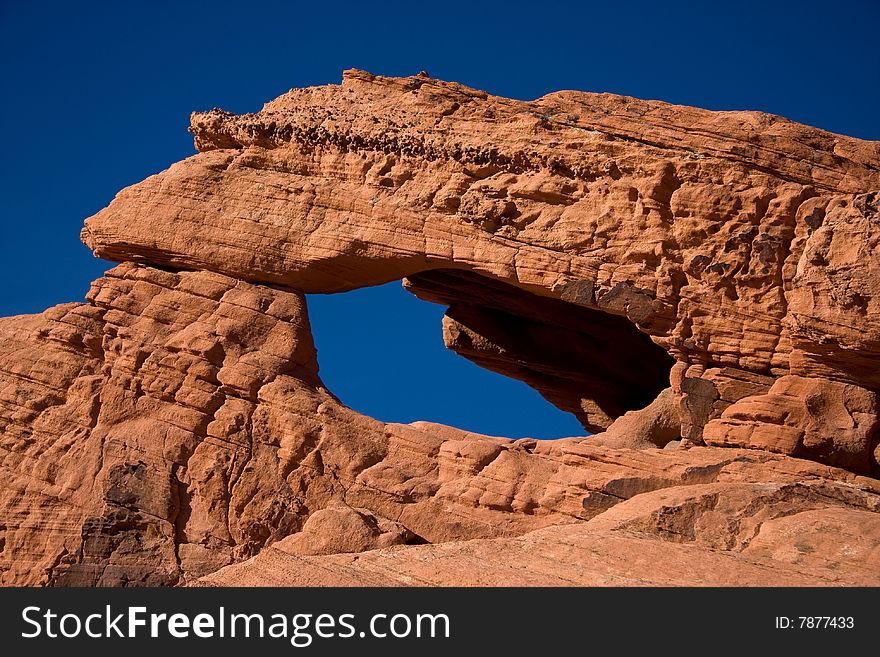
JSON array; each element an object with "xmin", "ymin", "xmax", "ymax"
[
  {"xmin": 79, "ymin": 69, "xmax": 880, "ymax": 472},
  {"xmin": 590, "ymin": 388, "xmax": 680, "ymax": 449},
  {"xmin": 0, "ymin": 263, "xmax": 322, "ymax": 584},
  {"xmin": 703, "ymin": 375, "xmax": 878, "ymax": 473},
  {"xmin": 273, "ymin": 507, "xmax": 413, "ymax": 556},
  {"xmin": 198, "ymin": 477, "xmax": 880, "ymax": 586},
  {"xmin": 1, "ymin": 70, "xmax": 879, "ymax": 586}
]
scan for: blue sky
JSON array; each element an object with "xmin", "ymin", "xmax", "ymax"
[{"xmin": 1, "ymin": 0, "xmax": 877, "ymax": 437}]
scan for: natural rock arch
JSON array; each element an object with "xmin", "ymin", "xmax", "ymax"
[
  {"xmin": 1, "ymin": 70, "xmax": 879, "ymax": 586},
  {"xmin": 81, "ymin": 69, "xmax": 880, "ymax": 474}
]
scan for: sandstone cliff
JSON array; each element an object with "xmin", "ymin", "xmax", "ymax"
[{"xmin": 1, "ymin": 70, "xmax": 878, "ymax": 586}]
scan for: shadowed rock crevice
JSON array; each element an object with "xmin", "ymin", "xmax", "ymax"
[{"xmin": 404, "ymin": 269, "xmax": 675, "ymax": 432}]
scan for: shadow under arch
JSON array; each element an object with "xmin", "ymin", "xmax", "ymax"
[{"xmin": 307, "ymin": 267, "xmax": 674, "ymax": 438}]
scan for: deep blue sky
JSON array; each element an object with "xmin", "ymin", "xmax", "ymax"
[{"xmin": 1, "ymin": 1, "xmax": 878, "ymax": 437}]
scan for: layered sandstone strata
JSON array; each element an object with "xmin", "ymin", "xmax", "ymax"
[{"xmin": 1, "ymin": 70, "xmax": 879, "ymax": 586}]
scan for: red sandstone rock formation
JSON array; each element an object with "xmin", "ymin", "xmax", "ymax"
[{"xmin": 1, "ymin": 70, "xmax": 878, "ymax": 586}]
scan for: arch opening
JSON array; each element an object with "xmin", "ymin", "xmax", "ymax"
[{"xmin": 306, "ymin": 269, "xmax": 675, "ymax": 439}]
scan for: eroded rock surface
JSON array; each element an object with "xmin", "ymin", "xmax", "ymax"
[
  {"xmin": 81, "ymin": 69, "xmax": 880, "ymax": 473},
  {"xmin": 1, "ymin": 70, "xmax": 879, "ymax": 586},
  {"xmin": 199, "ymin": 475, "xmax": 880, "ymax": 586}
]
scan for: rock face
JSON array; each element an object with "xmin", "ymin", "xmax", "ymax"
[
  {"xmin": 200, "ymin": 476, "xmax": 880, "ymax": 586},
  {"xmin": 2, "ymin": 70, "xmax": 879, "ymax": 586},
  {"xmin": 81, "ymin": 69, "xmax": 880, "ymax": 473}
]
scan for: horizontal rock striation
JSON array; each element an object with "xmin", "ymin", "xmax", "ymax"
[{"xmin": 2, "ymin": 70, "xmax": 879, "ymax": 585}]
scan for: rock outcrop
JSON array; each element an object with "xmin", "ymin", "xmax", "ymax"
[
  {"xmin": 200, "ymin": 475, "xmax": 880, "ymax": 586},
  {"xmin": 1, "ymin": 70, "xmax": 879, "ymax": 586}
]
